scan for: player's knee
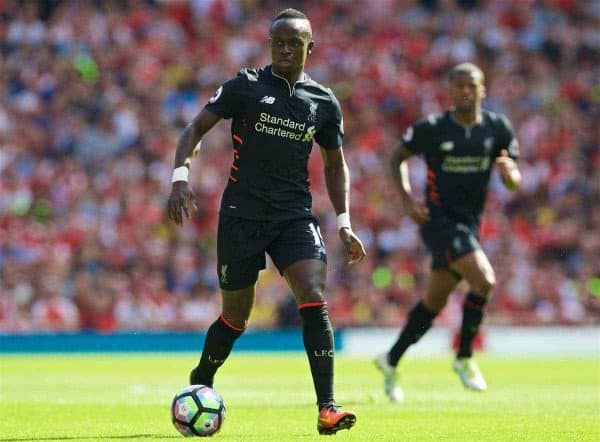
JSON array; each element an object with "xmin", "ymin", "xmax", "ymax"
[
  {"xmin": 294, "ymin": 289, "xmax": 325, "ymax": 306},
  {"xmin": 221, "ymin": 311, "xmax": 249, "ymax": 331},
  {"xmin": 472, "ymin": 274, "xmax": 495, "ymax": 297},
  {"xmin": 291, "ymin": 279, "xmax": 325, "ymax": 305},
  {"xmin": 423, "ymin": 296, "xmax": 447, "ymax": 314}
]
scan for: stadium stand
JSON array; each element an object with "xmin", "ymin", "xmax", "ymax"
[{"xmin": 1, "ymin": 0, "xmax": 598, "ymax": 332}]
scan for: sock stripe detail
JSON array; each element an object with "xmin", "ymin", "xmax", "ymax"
[
  {"xmin": 464, "ymin": 293, "xmax": 487, "ymax": 311},
  {"xmin": 219, "ymin": 314, "xmax": 245, "ymax": 332},
  {"xmin": 464, "ymin": 299, "xmax": 485, "ymax": 311},
  {"xmin": 298, "ymin": 301, "xmax": 327, "ymax": 310}
]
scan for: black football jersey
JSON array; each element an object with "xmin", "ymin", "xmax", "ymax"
[
  {"xmin": 204, "ymin": 65, "xmax": 344, "ymax": 220},
  {"xmin": 402, "ymin": 110, "xmax": 519, "ymax": 226}
]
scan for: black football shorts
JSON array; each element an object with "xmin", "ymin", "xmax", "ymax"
[
  {"xmin": 216, "ymin": 213, "xmax": 327, "ymax": 290},
  {"xmin": 420, "ymin": 215, "xmax": 481, "ymax": 271}
]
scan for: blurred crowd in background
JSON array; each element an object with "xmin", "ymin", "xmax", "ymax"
[{"xmin": 1, "ymin": 0, "xmax": 599, "ymax": 333}]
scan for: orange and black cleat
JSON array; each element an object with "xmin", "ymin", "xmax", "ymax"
[{"xmin": 317, "ymin": 404, "xmax": 356, "ymax": 435}]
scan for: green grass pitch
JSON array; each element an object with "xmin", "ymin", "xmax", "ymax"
[{"xmin": 0, "ymin": 353, "xmax": 598, "ymax": 441}]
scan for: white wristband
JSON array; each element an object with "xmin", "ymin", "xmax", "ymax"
[
  {"xmin": 337, "ymin": 212, "xmax": 351, "ymax": 230},
  {"xmin": 171, "ymin": 166, "xmax": 189, "ymax": 183}
]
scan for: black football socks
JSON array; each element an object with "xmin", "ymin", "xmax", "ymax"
[
  {"xmin": 190, "ymin": 315, "xmax": 244, "ymax": 387},
  {"xmin": 299, "ymin": 302, "xmax": 335, "ymax": 408},
  {"xmin": 457, "ymin": 292, "xmax": 488, "ymax": 358},
  {"xmin": 388, "ymin": 301, "xmax": 438, "ymax": 366}
]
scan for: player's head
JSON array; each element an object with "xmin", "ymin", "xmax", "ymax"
[
  {"xmin": 448, "ymin": 62, "xmax": 486, "ymax": 114},
  {"xmin": 269, "ymin": 8, "xmax": 314, "ymax": 76}
]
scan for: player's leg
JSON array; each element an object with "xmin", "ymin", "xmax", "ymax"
[
  {"xmin": 389, "ymin": 268, "xmax": 460, "ymax": 364},
  {"xmin": 284, "ymin": 259, "xmax": 333, "ymax": 407},
  {"xmin": 190, "ymin": 286, "xmax": 254, "ymax": 387},
  {"xmin": 190, "ymin": 214, "xmax": 266, "ymax": 387},
  {"xmin": 284, "ymin": 259, "xmax": 356, "ymax": 435},
  {"xmin": 375, "ymin": 268, "xmax": 460, "ymax": 402},
  {"xmin": 270, "ymin": 216, "xmax": 355, "ymax": 434},
  {"xmin": 451, "ymin": 248, "xmax": 495, "ymax": 358},
  {"xmin": 450, "ymin": 248, "xmax": 495, "ymax": 391}
]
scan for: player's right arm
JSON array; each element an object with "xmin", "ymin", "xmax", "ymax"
[
  {"xmin": 168, "ymin": 74, "xmax": 247, "ymax": 225},
  {"xmin": 390, "ymin": 124, "xmax": 431, "ymax": 225},
  {"xmin": 167, "ymin": 108, "xmax": 221, "ymax": 226}
]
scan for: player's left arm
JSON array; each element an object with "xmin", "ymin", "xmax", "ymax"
[
  {"xmin": 316, "ymin": 91, "xmax": 365, "ymax": 264},
  {"xmin": 320, "ymin": 146, "xmax": 366, "ymax": 264},
  {"xmin": 496, "ymin": 149, "xmax": 521, "ymax": 190},
  {"xmin": 495, "ymin": 115, "xmax": 522, "ymax": 191}
]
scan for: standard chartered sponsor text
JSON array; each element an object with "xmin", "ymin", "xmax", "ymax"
[
  {"xmin": 442, "ymin": 155, "xmax": 489, "ymax": 173},
  {"xmin": 255, "ymin": 112, "xmax": 314, "ymax": 141}
]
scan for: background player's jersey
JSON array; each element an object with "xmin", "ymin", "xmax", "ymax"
[
  {"xmin": 403, "ymin": 110, "xmax": 519, "ymax": 226},
  {"xmin": 205, "ymin": 65, "xmax": 343, "ymax": 220}
]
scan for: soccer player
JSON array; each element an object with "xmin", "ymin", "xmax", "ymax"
[
  {"xmin": 166, "ymin": 9, "xmax": 365, "ymax": 435},
  {"xmin": 375, "ymin": 63, "xmax": 522, "ymax": 402}
]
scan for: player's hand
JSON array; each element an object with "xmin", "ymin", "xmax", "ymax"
[
  {"xmin": 167, "ymin": 181, "xmax": 197, "ymax": 226},
  {"xmin": 405, "ymin": 199, "xmax": 430, "ymax": 225},
  {"xmin": 496, "ymin": 149, "xmax": 521, "ymax": 190},
  {"xmin": 339, "ymin": 228, "xmax": 366, "ymax": 264},
  {"xmin": 495, "ymin": 149, "xmax": 517, "ymax": 176}
]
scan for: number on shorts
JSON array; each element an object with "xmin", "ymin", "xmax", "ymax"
[{"xmin": 309, "ymin": 222, "xmax": 324, "ymax": 247}]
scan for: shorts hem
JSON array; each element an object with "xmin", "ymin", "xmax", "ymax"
[
  {"xmin": 431, "ymin": 246, "xmax": 480, "ymax": 273},
  {"xmin": 218, "ymin": 278, "xmax": 258, "ymax": 291},
  {"xmin": 275, "ymin": 253, "xmax": 327, "ymax": 275}
]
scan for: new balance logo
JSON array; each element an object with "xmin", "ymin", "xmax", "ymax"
[
  {"xmin": 440, "ymin": 141, "xmax": 454, "ymax": 151},
  {"xmin": 484, "ymin": 137, "xmax": 494, "ymax": 152},
  {"xmin": 260, "ymin": 96, "xmax": 276, "ymax": 104}
]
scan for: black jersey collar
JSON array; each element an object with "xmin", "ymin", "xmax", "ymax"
[
  {"xmin": 267, "ymin": 65, "xmax": 309, "ymax": 96},
  {"xmin": 448, "ymin": 109, "xmax": 483, "ymax": 130}
]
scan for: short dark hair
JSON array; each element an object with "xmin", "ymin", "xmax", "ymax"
[
  {"xmin": 270, "ymin": 8, "xmax": 312, "ymax": 39},
  {"xmin": 272, "ymin": 8, "xmax": 308, "ymax": 22},
  {"xmin": 449, "ymin": 62, "xmax": 485, "ymax": 84}
]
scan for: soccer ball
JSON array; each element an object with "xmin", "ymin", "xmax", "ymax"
[{"xmin": 171, "ymin": 385, "xmax": 225, "ymax": 437}]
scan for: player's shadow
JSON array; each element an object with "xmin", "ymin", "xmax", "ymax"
[{"xmin": 0, "ymin": 435, "xmax": 180, "ymax": 441}]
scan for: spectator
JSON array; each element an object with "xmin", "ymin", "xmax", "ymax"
[{"xmin": 0, "ymin": 0, "xmax": 598, "ymax": 332}]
